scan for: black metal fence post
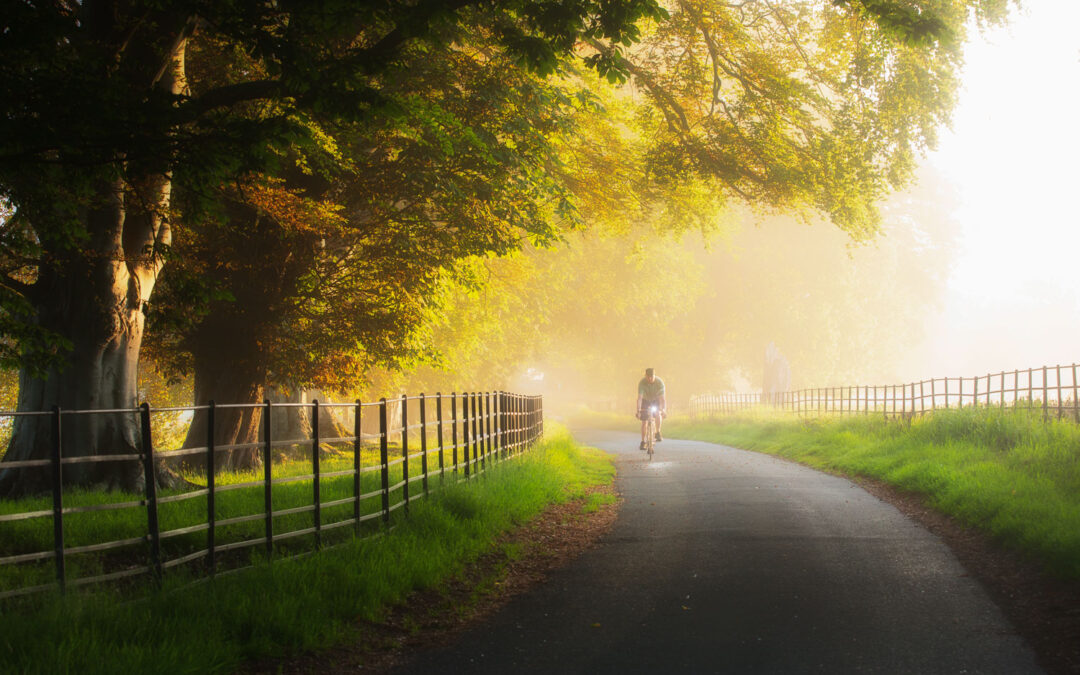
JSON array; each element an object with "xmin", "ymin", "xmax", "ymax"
[
  {"xmin": 140, "ymin": 403, "xmax": 162, "ymax": 584},
  {"xmin": 379, "ymin": 398, "xmax": 390, "ymax": 527},
  {"xmin": 312, "ymin": 400, "xmax": 321, "ymax": 550},
  {"xmin": 50, "ymin": 406, "xmax": 65, "ymax": 593},
  {"xmin": 206, "ymin": 401, "xmax": 216, "ymax": 576},
  {"xmin": 263, "ymin": 399, "xmax": 273, "ymax": 557},
  {"xmin": 353, "ymin": 400, "xmax": 362, "ymax": 536}
]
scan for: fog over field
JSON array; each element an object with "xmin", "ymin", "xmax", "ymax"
[{"xmin": 527, "ymin": 0, "xmax": 1080, "ymax": 410}]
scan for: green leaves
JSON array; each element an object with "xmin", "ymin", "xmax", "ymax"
[{"xmin": 832, "ymin": 0, "xmax": 954, "ymax": 47}]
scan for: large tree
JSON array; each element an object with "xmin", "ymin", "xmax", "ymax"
[
  {"xmin": 0, "ymin": 0, "xmax": 666, "ymax": 494},
  {"xmin": 147, "ymin": 40, "xmax": 596, "ymax": 469}
]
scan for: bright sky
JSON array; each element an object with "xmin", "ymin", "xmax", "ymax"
[{"xmin": 907, "ymin": 0, "xmax": 1080, "ymax": 378}]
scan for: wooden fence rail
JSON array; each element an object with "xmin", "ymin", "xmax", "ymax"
[
  {"xmin": 690, "ymin": 362, "xmax": 1080, "ymax": 423},
  {"xmin": 0, "ymin": 391, "xmax": 544, "ymax": 601}
]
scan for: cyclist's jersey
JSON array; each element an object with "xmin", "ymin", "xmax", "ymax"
[{"xmin": 638, "ymin": 376, "xmax": 665, "ymax": 402}]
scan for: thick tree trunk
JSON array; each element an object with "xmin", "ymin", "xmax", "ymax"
[
  {"xmin": 0, "ymin": 233, "xmax": 163, "ymax": 495},
  {"xmin": 181, "ymin": 355, "xmax": 265, "ymax": 474},
  {"xmin": 0, "ymin": 33, "xmax": 187, "ymax": 496},
  {"xmin": 267, "ymin": 387, "xmax": 353, "ymax": 445}
]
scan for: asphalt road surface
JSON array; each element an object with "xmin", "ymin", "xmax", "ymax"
[{"xmin": 393, "ymin": 430, "xmax": 1043, "ymax": 674}]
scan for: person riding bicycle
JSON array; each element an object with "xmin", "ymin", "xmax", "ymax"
[{"xmin": 637, "ymin": 368, "xmax": 667, "ymax": 451}]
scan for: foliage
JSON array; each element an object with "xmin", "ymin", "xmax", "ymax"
[
  {"xmin": 145, "ymin": 40, "xmax": 606, "ymax": 394},
  {"xmin": 385, "ymin": 161, "xmax": 960, "ymax": 408},
  {"xmin": 0, "ymin": 0, "xmax": 667, "ymax": 375},
  {"xmin": 595, "ymin": 0, "xmax": 1011, "ymax": 240}
]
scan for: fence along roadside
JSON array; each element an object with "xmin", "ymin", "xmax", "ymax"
[
  {"xmin": 0, "ymin": 392, "xmax": 544, "ymax": 601},
  {"xmin": 690, "ymin": 362, "xmax": 1080, "ymax": 423}
]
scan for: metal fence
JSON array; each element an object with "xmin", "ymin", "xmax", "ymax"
[
  {"xmin": 690, "ymin": 362, "xmax": 1080, "ymax": 423},
  {"xmin": 0, "ymin": 392, "xmax": 544, "ymax": 601}
]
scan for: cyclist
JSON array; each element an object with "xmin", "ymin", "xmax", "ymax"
[{"xmin": 636, "ymin": 368, "xmax": 667, "ymax": 450}]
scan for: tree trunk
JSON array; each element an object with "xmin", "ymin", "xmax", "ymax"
[
  {"xmin": 0, "ymin": 228, "xmax": 164, "ymax": 495},
  {"xmin": 0, "ymin": 35, "xmax": 186, "ymax": 497},
  {"xmin": 181, "ymin": 354, "xmax": 265, "ymax": 474}
]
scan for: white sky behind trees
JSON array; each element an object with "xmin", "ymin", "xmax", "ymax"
[{"xmin": 900, "ymin": 0, "xmax": 1080, "ymax": 380}]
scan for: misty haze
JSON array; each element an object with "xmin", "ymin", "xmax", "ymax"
[{"xmin": 0, "ymin": 1, "xmax": 1077, "ymax": 674}]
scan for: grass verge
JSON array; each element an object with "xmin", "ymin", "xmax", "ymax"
[
  {"xmin": 0, "ymin": 425, "xmax": 615, "ymax": 674},
  {"xmin": 663, "ymin": 408, "xmax": 1080, "ymax": 579}
]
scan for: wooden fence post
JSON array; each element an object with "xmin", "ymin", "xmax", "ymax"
[
  {"xmin": 312, "ymin": 400, "xmax": 321, "ymax": 550},
  {"xmin": 1056, "ymin": 365, "xmax": 1063, "ymax": 419},
  {"xmin": 353, "ymin": 400, "xmax": 362, "ymax": 536},
  {"xmin": 379, "ymin": 398, "xmax": 390, "ymax": 527},
  {"xmin": 436, "ymin": 393, "xmax": 445, "ymax": 479},
  {"xmin": 401, "ymin": 394, "xmax": 409, "ymax": 512},
  {"xmin": 1043, "ymin": 366, "xmax": 1049, "ymax": 422},
  {"xmin": 419, "ymin": 393, "xmax": 429, "ymax": 496},
  {"xmin": 51, "ymin": 406, "xmax": 65, "ymax": 593},
  {"xmin": 462, "ymin": 393, "xmax": 471, "ymax": 478},
  {"xmin": 207, "ymin": 401, "xmax": 216, "ymax": 575},
  {"xmin": 472, "ymin": 392, "xmax": 481, "ymax": 473},
  {"xmin": 138, "ymin": 404, "xmax": 162, "ymax": 584},
  {"xmin": 451, "ymin": 392, "xmax": 459, "ymax": 475},
  {"xmin": 263, "ymin": 399, "xmax": 273, "ymax": 556}
]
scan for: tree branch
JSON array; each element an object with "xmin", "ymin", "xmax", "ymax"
[
  {"xmin": 585, "ymin": 38, "xmax": 690, "ymax": 133},
  {"xmin": 182, "ymin": 80, "xmax": 285, "ymax": 117},
  {"xmin": 0, "ymin": 273, "xmax": 34, "ymax": 299}
]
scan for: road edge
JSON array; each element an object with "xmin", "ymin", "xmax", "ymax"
[{"xmin": 239, "ymin": 483, "xmax": 621, "ymax": 674}]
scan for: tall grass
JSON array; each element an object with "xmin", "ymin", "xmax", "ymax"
[
  {"xmin": 665, "ymin": 408, "xmax": 1080, "ymax": 579},
  {"xmin": 0, "ymin": 426, "xmax": 614, "ymax": 674}
]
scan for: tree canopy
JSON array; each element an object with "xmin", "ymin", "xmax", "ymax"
[{"xmin": 0, "ymin": 0, "xmax": 1011, "ymax": 490}]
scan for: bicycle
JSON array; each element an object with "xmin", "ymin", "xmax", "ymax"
[{"xmin": 641, "ymin": 404, "xmax": 660, "ymax": 459}]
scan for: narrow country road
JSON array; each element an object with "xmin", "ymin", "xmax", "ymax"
[{"xmin": 392, "ymin": 430, "xmax": 1043, "ymax": 674}]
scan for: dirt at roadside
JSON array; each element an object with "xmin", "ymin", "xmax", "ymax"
[{"xmin": 238, "ymin": 484, "xmax": 621, "ymax": 674}]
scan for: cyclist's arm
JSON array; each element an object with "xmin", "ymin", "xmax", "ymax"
[
  {"xmin": 659, "ymin": 394, "xmax": 667, "ymax": 415},
  {"xmin": 636, "ymin": 393, "xmax": 643, "ymax": 413}
]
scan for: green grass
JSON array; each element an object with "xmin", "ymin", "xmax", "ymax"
[
  {"xmin": 0, "ymin": 441, "xmax": 440, "ymax": 592},
  {"xmin": 663, "ymin": 408, "xmax": 1080, "ymax": 579},
  {"xmin": 0, "ymin": 426, "xmax": 615, "ymax": 674}
]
